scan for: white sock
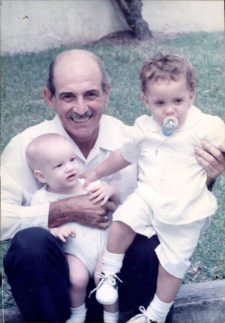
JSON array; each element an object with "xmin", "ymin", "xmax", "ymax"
[
  {"xmin": 103, "ymin": 310, "xmax": 119, "ymax": 323},
  {"xmin": 66, "ymin": 304, "xmax": 87, "ymax": 323},
  {"xmin": 146, "ymin": 294, "xmax": 174, "ymax": 323},
  {"xmin": 102, "ymin": 250, "xmax": 124, "ymax": 275}
]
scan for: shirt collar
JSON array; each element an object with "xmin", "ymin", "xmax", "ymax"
[
  {"xmin": 97, "ymin": 115, "xmax": 124, "ymax": 151},
  {"xmin": 51, "ymin": 114, "xmax": 122, "ymax": 156}
]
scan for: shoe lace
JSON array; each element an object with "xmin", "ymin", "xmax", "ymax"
[
  {"xmin": 88, "ymin": 272, "xmax": 123, "ymax": 298},
  {"xmin": 129, "ymin": 306, "xmax": 152, "ymax": 322}
]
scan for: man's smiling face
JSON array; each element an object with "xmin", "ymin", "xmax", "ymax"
[{"xmin": 44, "ymin": 50, "xmax": 110, "ymax": 148}]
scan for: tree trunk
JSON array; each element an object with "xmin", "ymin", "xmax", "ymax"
[{"xmin": 114, "ymin": 0, "xmax": 152, "ymax": 40}]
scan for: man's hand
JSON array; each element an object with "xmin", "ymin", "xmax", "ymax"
[
  {"xmin": 195, "ymin": 140, "xmax": 225, "ymax": 181},
  {"xmin": 48, "ymin": 194, "xmax": 116, "ymax": 229}
]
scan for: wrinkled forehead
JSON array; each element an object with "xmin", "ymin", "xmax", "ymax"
[{"xmin": 53, "ymin": 52, "xmax": 103, "ymax": 88}]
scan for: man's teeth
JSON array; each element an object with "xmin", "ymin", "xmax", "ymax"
[
  {"xmin": 70, "ymin": 111, "xmax": 94, "ymax": 123},
  {"xmin": 71, "ymin": 116, "xmax": 90, "ymax": 123}
]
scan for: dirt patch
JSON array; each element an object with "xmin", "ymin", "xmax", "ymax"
[{"xmin": 94, "ymin": 30, "xmax": 181, "ymax": 46}]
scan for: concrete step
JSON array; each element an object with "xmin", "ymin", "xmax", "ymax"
[
  {"xmin": 1, "ymin": 280, "xmax": 225, "ymax": 322},
  {"xmin": 173, "ymin": 279, "xmax": 225, "ymax": 323}
]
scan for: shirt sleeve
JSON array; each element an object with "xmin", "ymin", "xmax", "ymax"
[
  {"xmin": 1, "ymin": 136, "xmax": 50, "ymax": 241},
  {"xmin": 120, "ymin": 124, "xmax": 143, "ymax": 163},
  {"xmin": 197, "ymin": 115, "xmax": 225, "ymax": 151}
]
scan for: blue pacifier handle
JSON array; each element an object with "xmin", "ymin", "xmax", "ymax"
[{"xmin": 162, "ymin": 116, "xmax": 179, "ymax": 136}]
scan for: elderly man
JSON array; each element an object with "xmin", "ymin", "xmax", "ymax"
[{"xmin": 2, "ymin": 49, "xmax": 224, "ymax": 323}]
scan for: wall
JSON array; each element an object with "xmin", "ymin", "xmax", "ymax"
[
  {"xmin": 1, "ymin": 0, "xmax": 224, "ymax": 54},
  {"xmin": 1, "ymin": 0, "xmax": 127, "ymax": 54},
  {"xmin": 143, "ymin": 0, "xmax": 224, "ymax": 33}
]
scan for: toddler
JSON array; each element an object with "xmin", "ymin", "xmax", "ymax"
[{"xmin": 83, "ymin": 54, "xmax": 225, "ymax": 323}]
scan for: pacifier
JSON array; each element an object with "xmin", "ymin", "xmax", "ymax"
[{"xmin": 161, "ymin": 116, "xmax": 179, "ymax": 136}]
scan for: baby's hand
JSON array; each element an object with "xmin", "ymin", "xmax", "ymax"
[
  {"xmin": 80, "ymin": 169, "xmax": 99, "ymax": 188},
  {"xmin": 87, "ymin": 183, "xmax": 116, "ymax": 205},
  {"xmin": 49, "ymin": 226, "xmax": 76, "ymax": 242}
]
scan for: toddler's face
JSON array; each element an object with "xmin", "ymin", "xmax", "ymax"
[
  {"xmin": 39, "ymin": 140, "xmax": 80, "ymax": 194},
  {"xmin": 142, "ymin": 76, "xmax": 195, "ymax": 127}
]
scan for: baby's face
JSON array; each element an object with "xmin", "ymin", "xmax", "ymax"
[
  {"xmin": 40, "ymin": 140, "xmax": 80, "ymax": 194},
  {"xmin": 142, "ymin": 76, "xmax": 195, "ymax": 127}
]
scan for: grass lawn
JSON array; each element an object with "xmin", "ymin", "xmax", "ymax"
[{"xmin": 1, "ymin": 31, "xmax": 225, "ymax": 308}]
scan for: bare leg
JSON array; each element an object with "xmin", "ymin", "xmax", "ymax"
[
  {"xmin": 142, "ymin": 264, "xmax": 181, "ymax": 322},
  {"xmin": 156, "ymin": 264, "xmax": 182, "ymax": 303},
  {"xmin": 107, "ymin": 221, "xmax": 137, "ymax": 253},
  {"xmin": 66, "ymin": 254, "xmax": 89, "ymax": 307}
]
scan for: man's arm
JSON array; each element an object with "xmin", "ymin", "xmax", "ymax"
[{"xmin": 48, "ymin": 195, "xmax": 116, "ymax": 229}]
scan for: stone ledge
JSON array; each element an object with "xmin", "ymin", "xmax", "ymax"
[
  {"xmin": 1, "ymin": 280, "xmax": 225, "ymax": 322},
  {"xmin": 173, "ymin": 280, "xmax": 225, "ymax": 323}
]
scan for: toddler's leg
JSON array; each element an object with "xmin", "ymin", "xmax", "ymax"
[
  {"xmin": 145, "ymin": 264, "xmax": 181, "ymax": 323},
  {"xmin": 128, "ymin": 264, "xmax": 181, "ymax": 323},
  {"xmin": 66, "ymin": 255, "xmax": 89, "ymax": 323},
  {"xmin": 95, "ymin": 221, "xmax": 136, "ymax": 306}
]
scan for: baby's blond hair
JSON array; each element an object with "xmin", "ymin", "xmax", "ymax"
[{"xmin": 26, "ymin": 133, "xmax": 68, "ymax": 171}]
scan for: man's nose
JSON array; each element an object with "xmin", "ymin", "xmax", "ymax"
[{"xmin": 73, "ymin": 97, "xmax": 89, "ymax": 115}]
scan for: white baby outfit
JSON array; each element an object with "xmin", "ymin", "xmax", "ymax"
[
  {"xmin": 113, "ymin": 106, "xmax": 225, "ymax": 278},
  {"xmin": 31, "ymin": 179, "xmax": 109, "ymax": 275}
]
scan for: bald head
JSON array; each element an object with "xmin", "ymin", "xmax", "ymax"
[{"xmin": 47, "ymin": 49, "xmax": 110, "ymax": 95}]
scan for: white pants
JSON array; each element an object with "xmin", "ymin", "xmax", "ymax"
[{"xmin": 113, "ymin": 192, "xmax": 208, "ymax": 278}]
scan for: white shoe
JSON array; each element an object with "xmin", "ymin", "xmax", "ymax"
[
  {"xmin": 127, "ymin": 306, "xmax": 158, "ymax": 323},
  {"xmin": 95, "ymin": 272, "xmax": 122, "ymax": 305}
]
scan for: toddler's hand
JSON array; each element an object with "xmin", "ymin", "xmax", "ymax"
[
  {"xmin": 49, "ymin": 226, "xmax": 76, "ymax": 242},
  {"xmin": 87, "ymin": 183, "xmax": 116, "ymax": 205},
  {"xmin": 80, "ymin": 169, "xmax": 99, "ymax": 188}
]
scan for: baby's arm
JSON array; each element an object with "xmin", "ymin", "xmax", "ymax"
[
  {"xmin": 49, "ymin": 226, "xmax": 76, "ymax": 242},
  {"xmin": 82, "ymin": 149, "xmax": 131, "ymax": 185}
]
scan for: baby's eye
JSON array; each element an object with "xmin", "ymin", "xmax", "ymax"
[
  {"xmin": 55, "ymin": 163, "xmax": 63, "ymax": 168},
  {"xmin": 70, "ymin": 157, "xmax": 76, "ymax": 162}
]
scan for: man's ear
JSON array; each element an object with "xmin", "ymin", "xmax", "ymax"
[
  {"xmin": 43, "ymin": 87, "xmax": 55, "ymax": 108},
  {"xmin": 34, "ymin": 170, "xmax": 47, "ymax": 184},
  {"xmin": 103, "ymin": 84, "xmax": 111, "ymax": 104}
]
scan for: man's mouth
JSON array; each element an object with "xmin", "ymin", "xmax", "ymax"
[{"xmin": 68, "ymin": 110, "xmax": 96, "ymax": 124}]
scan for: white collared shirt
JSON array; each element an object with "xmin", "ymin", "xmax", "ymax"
[
  {"xmin": 1, "ymin": 115, "xmax": 137, "ymax": 240},
  {"xmin": 121, "ymin": 106, "xmax": 225, "ymax": 224}
]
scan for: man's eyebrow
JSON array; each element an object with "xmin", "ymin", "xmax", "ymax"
[{"xmin": 59, "ymin": 91, "xmax": 74, "ymax": 96}]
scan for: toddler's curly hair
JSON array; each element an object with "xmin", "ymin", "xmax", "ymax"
[{"xmin": 140, "ymin": 53, "xmax": 198, "ymax": 93}]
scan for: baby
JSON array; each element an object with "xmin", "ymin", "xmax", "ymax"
[{"xmin": 26, "ymin": 133, "xmax": 119, "ymax": 323}]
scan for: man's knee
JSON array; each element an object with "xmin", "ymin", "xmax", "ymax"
[{"xmin": 4, "ymin": 227, "xmax": 64, "ymax": 274}]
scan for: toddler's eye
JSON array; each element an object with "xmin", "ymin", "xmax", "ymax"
[
  {"xmin": 174, "ymin": 98, "xmax": 184, "ymax": 104},
  {"xmin": 155, "ymin": 100, "xmax": 165, "ymax": 106}
]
